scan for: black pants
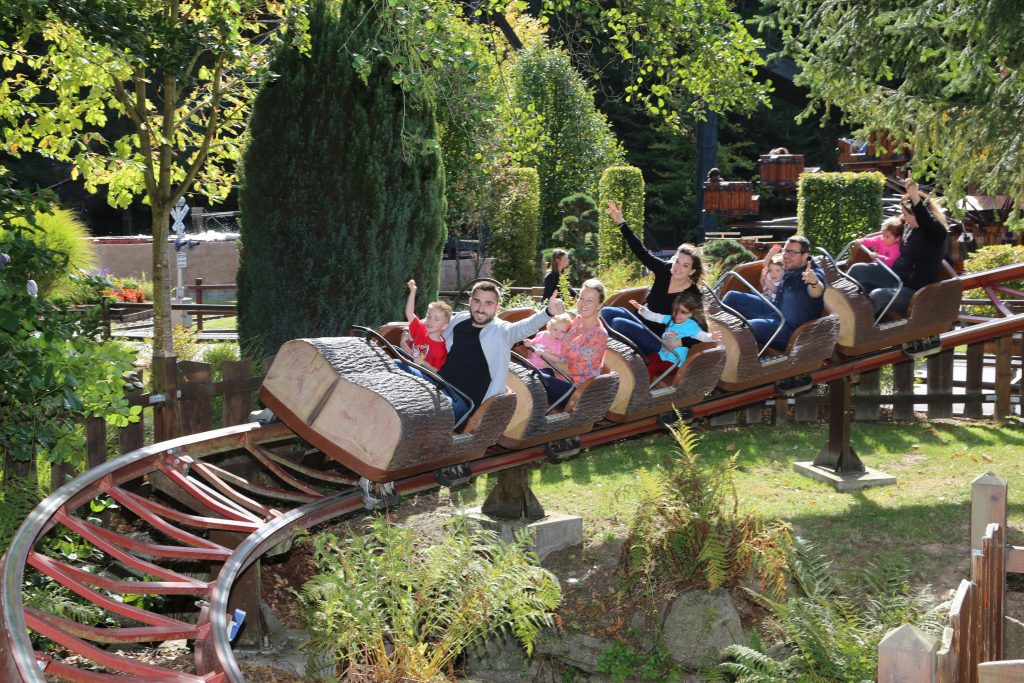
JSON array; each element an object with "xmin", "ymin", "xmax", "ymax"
[{"xmin": 847, "ymin": 262, "xmax": 916, "ymax": 316}]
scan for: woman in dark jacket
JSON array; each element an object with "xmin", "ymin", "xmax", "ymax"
[
  {"xmin": 541, "ymin": 249, "xmax": 572, "ymax": 302},
  {"xmin": 847, "ymin": 174, "xmax": 948, "ymax": 316},
  {"xmin": 599, "ymin": 200, "xmax": 705, "ymax": 356}
]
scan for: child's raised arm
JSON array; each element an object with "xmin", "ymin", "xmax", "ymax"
[{"xmin": 405, "ymin": 279, "xmax": 417, "ymax": 323}]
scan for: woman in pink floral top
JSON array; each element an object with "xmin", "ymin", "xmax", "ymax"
[{"xmin": 527, "ymin": 279, "xmax": 608, "ymax": 407}]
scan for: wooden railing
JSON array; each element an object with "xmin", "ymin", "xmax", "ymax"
[{"xmin": 878, "ymin": 473, "xmax": 1023, "ymax": 682}]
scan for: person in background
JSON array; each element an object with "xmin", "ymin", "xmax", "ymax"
[
  {"xmin": 600, "ymin": 200, "xmax": 705, "ymax": 355},
  {"xmin": 855, "ymin": 216, "xmax": 903, "ymax": 269},
  {"xmin": 541, "ymin": 249, "xmax": 576, "ymax": 302}
]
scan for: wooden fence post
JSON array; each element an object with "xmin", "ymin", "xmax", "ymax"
[
  {"xmin": 177, "ymin": 360, "xmax": 213, "ymax": 436},
  {"xmin": 964, "ymin": 344, "xmax": 985, "ymax": 420},
  {"xmin": 994, "ymin": 336, "xmax": 1012, "ymax": 426},
  {"xmin": 152, "ymin": 354, "xmax": 179, "ymax": 442},
  {"xmin": 971, "ymin": 472, "xmax": 1007, "ymax": 552},
  {"xmin": 927, "ymin": 349, "xmax": 955, "ymax": 419},
  {"xmin": 892, "ymin": 359, "xmax": 916, "ymax": 420},
  {"xmin": 221, "ymin": 359, "xmax": 254, "ymax": 427},
  {"xmin": 878, "ymin": 623, "xmax": 937, "ymax": 682},
  {"xmin": 855, "ymin": 369, "xmax": 881, "ymax": 421}
]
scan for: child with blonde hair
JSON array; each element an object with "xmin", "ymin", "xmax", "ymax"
[
  {"xmin": 523, "ymin": 313, "xmax": 573, "ymax": 369},
  {"xmin": 402, "ymin": 279, "xmax": 453, "ymax": 371}
]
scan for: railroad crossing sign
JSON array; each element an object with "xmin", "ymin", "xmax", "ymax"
[{"xmin": 171, "ymin": 197, "xmax": 189, "ymax": 238}]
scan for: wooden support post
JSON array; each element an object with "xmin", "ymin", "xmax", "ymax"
[
  {"xmin": 194, "ymin": 277, "xmax": 204, "ymax": 332},
  {"xmin": 979, "ymin": 661, "xmax": 1024, "ymax": 682},
  {"xmin": 773, "ymin": 397, "xmax": 788, "ymax": 425},
  {"xmin": 481, "ymin": 466, "xmax": 545, "ymax": 521},
  {"xmin": 927, "ymin": 349, "xmax": 955, "ymax": 419},
  {"xmin": 878, "ymin": 623, "xmax": 937, "ymax": 683},
  {"xmin": 994, "ymin": 335, "xmax": 1012, "ymax": 425},
  {"xmin": 221, "ymin": 359, "xmax": 255, "ymax": 427},
  {"xmin": 794, "ymin": 390, "xmax": 819, "ymax": 423},
  {"xmin": 854, "ymin": 369, "xmax": 881, "ymax": 421},
  {"xmin": 813, "ymin": 376, "xmax": 865, "ymax": 473},
  {"xmin": 209, "ymin": 530, "xmax": 266, "ymax": 649},
  {"xmin": 971, "ymin": 472, "xmax": 1007, "ymax": 552},
  {"xmin": 892, "ymin": 359, "xmax": 916, "ymax": 420},
  {"xmin": 964, "ymin": 343, "xmax": 985, "ymax": 419},
  {"xmin": 152, "ymin": 354, "xmax": 179, "ymax": 442}
]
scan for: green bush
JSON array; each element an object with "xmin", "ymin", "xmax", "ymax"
[
  {"xmin": 300, "ymin": 517, "xmax": 561, "ymax": 681},
  {"xmin": 3, "ymin": 208, "xmax": 96, "ymax": 300},
  {"xmin": 962, "ymin": 244, "xmax": 1024, "ymax": 316},
  {"xmin": 797, "ymin": 172, "xmax": 885, "ymax": 259},
  {"xmin": 551, "ymin": 194, "xmax": 600, "ymax": 282},
  {"xmin": 702, "ymin": 239, "xmax": 756, "ymax": 285},
  {"xmin": 701, "ymin": 539, "xmax": 944, "ymax": 682},
  {"xmin": 238, "ymin": 0, "xmax": 446, "ymax": 358},
  {"xmin": 598, "ymin": 166, "xmax": 646, "ymax": 274},
  {"xmin": 490, "ymin": 167, "xmax": 540, "ymax": 286},
  {"xmin": 505, "ymin": 42, "xmax": 625, "ymax": 242},
  {"xmin": 619, "ymin": 424, "xmax": 791, "ymax": 607}
]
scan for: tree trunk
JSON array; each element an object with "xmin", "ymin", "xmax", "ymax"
[{"xmin": 151, "ymin": 205, "xmax": 172, "ymax": 357}]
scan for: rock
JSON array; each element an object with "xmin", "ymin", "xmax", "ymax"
[
  {"xmin": 661, "ymin": 589, "xmax": 744, "ymax": 669},
  {"xmin": 463, "ymin": 631, "xmax": 531, "ymax": 681},
  {"xmin": 535, "ymin": 630, "xmax": 613, "ymax": 673}
]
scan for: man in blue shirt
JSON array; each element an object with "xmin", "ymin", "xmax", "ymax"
[{"xmin": 721, "ymin": 236, "xmax": 826, "ymax": 351}]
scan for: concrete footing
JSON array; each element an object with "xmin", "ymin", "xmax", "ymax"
[
  {"xmin": 461, "ymin": 507, "xmax": 583, "ymax": 560},
  {"xmin": 793, "ymin": 461, "xmax": 897, "ymax": 492}
]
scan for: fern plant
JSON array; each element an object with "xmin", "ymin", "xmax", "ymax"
[
  {"xmin": 701, "ymin": 538, "xmax": 945, "ymax": 682},
  {"xmin": 619, "ymin": 422, "xmax": 791, "ymax": 608},
  {"xmin": 300, "ymin": 516, "xmax": 561, "ymax": 682}
]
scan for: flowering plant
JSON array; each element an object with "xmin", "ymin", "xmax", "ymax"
[{"xmin": 102, "ymin": 277, "xmax": 147, "ymax": 303}]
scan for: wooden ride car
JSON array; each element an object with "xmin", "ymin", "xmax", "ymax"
[{"xmin": 260, "ymin": 337, "xmax": 515, "ymax": 482}]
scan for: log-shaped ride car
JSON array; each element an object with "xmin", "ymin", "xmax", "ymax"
[
  {"xmin": 710, "ymin": 260, "xmax": 840, "ymax": 392},
  {"xmin": 821, "ymin": 245, "xmax": 963, "ymax": 356},
  {"xmin": 260, "ymin": 337, "xmax": 515, "ymax": 482}
]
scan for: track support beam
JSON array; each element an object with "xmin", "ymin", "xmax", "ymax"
[{"xmin": 481, "ymin": 466, "xmax": 545, "ymax": 521}]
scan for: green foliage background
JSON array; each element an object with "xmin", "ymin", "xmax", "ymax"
[
  {"xmin": 489, "ymin": 167, "xmax": 541, "ymax": 286},
  {"xmin": 598, "ymin": 165, "xmax": 645, "ymax": 273},
  {"xmin": 507, "ymin": 43, "xmax": 625, "ymax": 245},
  {"xmin": 797, "ymin": 172, "xmax": 884, "ymax": 259},
  {"xmin": 237, "ymin": 0, "xmax": 446, "ymax": 357}
]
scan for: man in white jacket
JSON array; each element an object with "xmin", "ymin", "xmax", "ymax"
[{"xmin": 439, "ymin": 281, "xmax": 565, "ymax": 419}]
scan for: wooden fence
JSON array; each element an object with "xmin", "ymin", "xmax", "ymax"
[
  {"xmin": 878, "ymin": 473, "xmax": 1024, "ymax": 682},
  {"xmin": 61, "ymin": 356, "xmax": 265, "ymax": 490}
]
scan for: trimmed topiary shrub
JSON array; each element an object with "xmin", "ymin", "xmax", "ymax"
[
  {"xmin": 551, "ymin": 193, "xmax": 600, "ymax": 282},
  {"xmin": 598, "ymin": 165, "xmax": 645, "ymax": 274},
  {"xmin": 797, "ymin": 172, "xmax": 885, "ymax": 259},
  {"xmin": 237, "ymin": 0, "xmax": 446, "ymax": 358},
  {"xmin": 962, "ymin": 244, "xmax": 1024, "ymax": 317},
  {"xmin": 489, "ymin": 167, "xmax": 540, "ymax": 286}
]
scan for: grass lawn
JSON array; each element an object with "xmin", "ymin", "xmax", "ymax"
[{"xmin": 454, "ymin": 417, "xmax": 1024, "ymax": 592}]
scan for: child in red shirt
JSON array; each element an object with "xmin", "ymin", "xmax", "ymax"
[{"xmin": 402, "ymin": 279, "xmax": 452, "ymax": 371}]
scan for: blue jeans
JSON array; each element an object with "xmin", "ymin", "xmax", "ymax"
[
  {"xmin": 720, "ymin": 291, "xmax": 789, "ymax": 350},
  {"xmin": 600, "ymin": 307, "xmax": 662, "ymax": 355},
  {"xmin": 538, "ymin": 368, "xmax": 574, "ymax": 408},
  {"xmin": 394, "ymin": 360, "xmax": 470, "ymax": 423},
  {"xmin": 847, "ymin": 262, "xmax": 915, "ymax": 316}
]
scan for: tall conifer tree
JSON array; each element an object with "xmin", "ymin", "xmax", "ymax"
[{"xmin": 238, "ymin": 0, "xmax": 446, "ymax": 357}]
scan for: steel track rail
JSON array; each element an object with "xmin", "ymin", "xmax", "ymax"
[{"xmin": 4, "ymin": 266, "xmax": 1024, "ymax": 681}]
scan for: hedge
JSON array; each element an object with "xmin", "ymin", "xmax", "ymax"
[
  {"xmin": 490, "ymin": 167, "xmax": 541, "ymax": 286},
  {"xmin": 598, "ymin": 166, "xmax": 645, "ymax": 274},
  {"xmin": 797, "ymin": 172, "xmax": 885, "ymax": 259}
]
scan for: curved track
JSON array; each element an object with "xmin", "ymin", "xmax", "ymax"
[{"xmin": 3, "ymin": 264, "xmax": 1024, "ymax": 682}]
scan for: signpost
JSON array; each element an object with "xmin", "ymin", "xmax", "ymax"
[{"xmin": 171, "ymin": 198, "xmax": 193, "ymax": 328}]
